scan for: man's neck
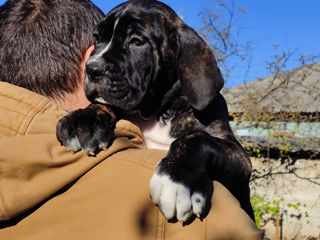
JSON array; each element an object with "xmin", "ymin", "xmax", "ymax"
[
  {"xmin": 53, "ymin": 46, "xmax": 94, "ymax": 112},
  {"xmin": 54, "ymin": 87, "xmax": 91, "ymax": 112}
]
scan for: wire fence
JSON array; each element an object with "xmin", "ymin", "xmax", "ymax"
[{"xmin": 249, "ymin": 158, "xmax": 320, "ymax": 240}]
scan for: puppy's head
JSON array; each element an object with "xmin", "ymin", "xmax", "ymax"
[{"xmin": 85, "ymin": 0, "xmax": 224, "ymax": 117}]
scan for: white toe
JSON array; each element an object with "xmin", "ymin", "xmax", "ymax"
[
  {"xmin": 158, "ymin": 178, "xmax": 177, "ymax": 219},
  {"xmin": 150, "ymin": 173, "xmax": 163, "ymax": 204},
  {"xmin": 176, "ymin": 186, "xmax": 193, "ymax": 222},
  {"xmin": 191, "ymin": 192, "xmax": 206, "ymax": 217},
  {"xmin": 150, "ymin": 173, "xmax": 206, "ymax": 222},
  {"xmin": 65, "ymin": 137, "xmax": 81, "ymax": 152}
]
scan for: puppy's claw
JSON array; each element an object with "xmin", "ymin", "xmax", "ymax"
[
  {"xmin": 99, "ymin": 142, "xmax": 110, "ymax": 151},
  {"xmin": 191, "ymin": 192, "xmax": 206, "ymax": 217},
  {"xmin": 87, "ymin": 151, "xmax": 96, "ymax": 156}
]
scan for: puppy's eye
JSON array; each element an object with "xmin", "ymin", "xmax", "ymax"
[{"xmin": 129, "ymin": 37, "xmax": 144, "ymax": 47}]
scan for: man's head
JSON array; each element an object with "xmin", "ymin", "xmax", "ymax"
[{"xmin": 0, "ymin": 0, "xmax": 104, "ymax": 104}]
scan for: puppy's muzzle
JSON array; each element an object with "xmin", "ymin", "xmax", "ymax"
[{"xmin": 86, "ymin": 60, "xmax": 107, "ymax": 83}]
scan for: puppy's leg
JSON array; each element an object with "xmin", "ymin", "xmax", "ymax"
[
  {"xmin": 239, "ymin": 186, "xmax": 255, "ymax": 221},
  {"xmin": 150, "ymin": 131, "xmax": 253, "ymax": 222}
]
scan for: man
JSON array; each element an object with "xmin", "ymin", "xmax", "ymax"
[{"xmin": 0, "ymin": 0, "xmax": 261, "ymax": 239}]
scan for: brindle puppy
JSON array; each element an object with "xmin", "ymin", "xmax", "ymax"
[{"xmin": 57, "ymin": 0, "xmax": 255, "ymax": 222}]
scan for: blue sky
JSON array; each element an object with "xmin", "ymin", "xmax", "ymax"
[{"xmin": 1, "ymin": 0, "xmax": 319, "ymax": 87}]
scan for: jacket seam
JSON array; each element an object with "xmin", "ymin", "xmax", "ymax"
[
  {"xmin": 0, "ymin": 105, "xmax": 29, "ymax": 118},
  {"xmin": 0, "ymin": 105, "xmax": 30, "ymax": 135},
  {"xmin": 23, "ymin": 101, "xmax": 52, "ymax": 135},
  {"xmin": 0, "ymin": 122, "xmax": 24, "ymax": 135},
  {"xmin": 0, "ymin": 205, "xmax": 6, "ymax": 220},
  {"xmin": 0, "ymin": 90, "xmax": 47, "ymax": 107}
]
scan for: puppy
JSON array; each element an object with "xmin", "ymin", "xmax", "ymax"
[{"xmin": 57, "ymin": 0, "xmax": 255, "ymax": 222}]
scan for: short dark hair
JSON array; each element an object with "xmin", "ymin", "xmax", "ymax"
[{"xmin": 0, "ymin": 0, "xmax": 104, "ymax": 98}]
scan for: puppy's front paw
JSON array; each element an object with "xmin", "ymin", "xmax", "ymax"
[
  {"xmin": 150, "ymin": 168, "xmax": 211, "ymax": 223},
  {"xmin": 56, "ymin": 103, "xmax": 117, "ymax": 155}
]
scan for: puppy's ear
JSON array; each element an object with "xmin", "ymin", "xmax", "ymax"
[{"xmin": 177, "ymin": 25, "xmax": 224, "ymax": 110}]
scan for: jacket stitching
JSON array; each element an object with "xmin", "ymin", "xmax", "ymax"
[
  {"xmin": 0, "ymin": 105, "xmax": 29, "ymax": 117},
  {"xmin": 0, "ymin": 206, "xmax": 6, "ymax": 220},
  {"xmin": 0, "ymin": 88, "xmax": 47, "ymax": 107},
  {"xmin": 23, "ymin": 101, "xmax": 52, "ymax": 135},
  {"xmin": 0, "ymin": 122, "xmax": 23, "ymax": 135}
]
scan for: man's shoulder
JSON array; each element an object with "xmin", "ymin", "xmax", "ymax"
[{"xmin": 0, "ymin": 82, "xmax": 64, "ymax": 136}]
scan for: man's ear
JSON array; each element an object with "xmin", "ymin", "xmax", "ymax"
[
  {"xmin": 177, "ymin": 25, "xmax": 224, "ymax": 110},
  {"xmin": 83, "ymin": 45, "xmax": 95, "ymax": 65},
  {"xmin": 79, "ymin": 45, "xmax": 95, "ymax": 81}
]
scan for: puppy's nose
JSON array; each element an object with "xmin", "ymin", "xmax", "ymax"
[{"xmin": 86, "ymin": 61, "xmax": 107, "ymax": 82}]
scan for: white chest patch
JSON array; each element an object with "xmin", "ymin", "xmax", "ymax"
[
  {"xmin": 130, "ymin": 116, "xmax": 174, "ymax": 150},
  {"xmin": 142, "ymin": 121, "xmax": 174, "ymax": 150}
]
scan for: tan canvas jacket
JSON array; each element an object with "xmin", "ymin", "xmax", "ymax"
[{"xmin": 0, "ymin": 82, "xmax": 261, "ymax": 240}]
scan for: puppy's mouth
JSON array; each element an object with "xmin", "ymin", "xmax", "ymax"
[
  {"xmin": 85, "ymin": 77, "xmax": 139, "ymax": 110},
  {"xmin": 97, "ymin": 86, "xmax": 132, "ymax": 105}
]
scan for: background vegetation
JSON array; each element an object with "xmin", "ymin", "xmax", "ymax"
[{"xmin": 198, "ymin": 1, "xmax": 320, "ymax": 239}]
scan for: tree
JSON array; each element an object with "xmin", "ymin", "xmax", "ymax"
[{"xmin": 198, "ymin": 0, "xmax": 252, "ymax": 83}]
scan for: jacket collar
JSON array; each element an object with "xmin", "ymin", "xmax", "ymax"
[{"xmin": 0, "ymin": 82, "xmax": 51, "ymax": 137}]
